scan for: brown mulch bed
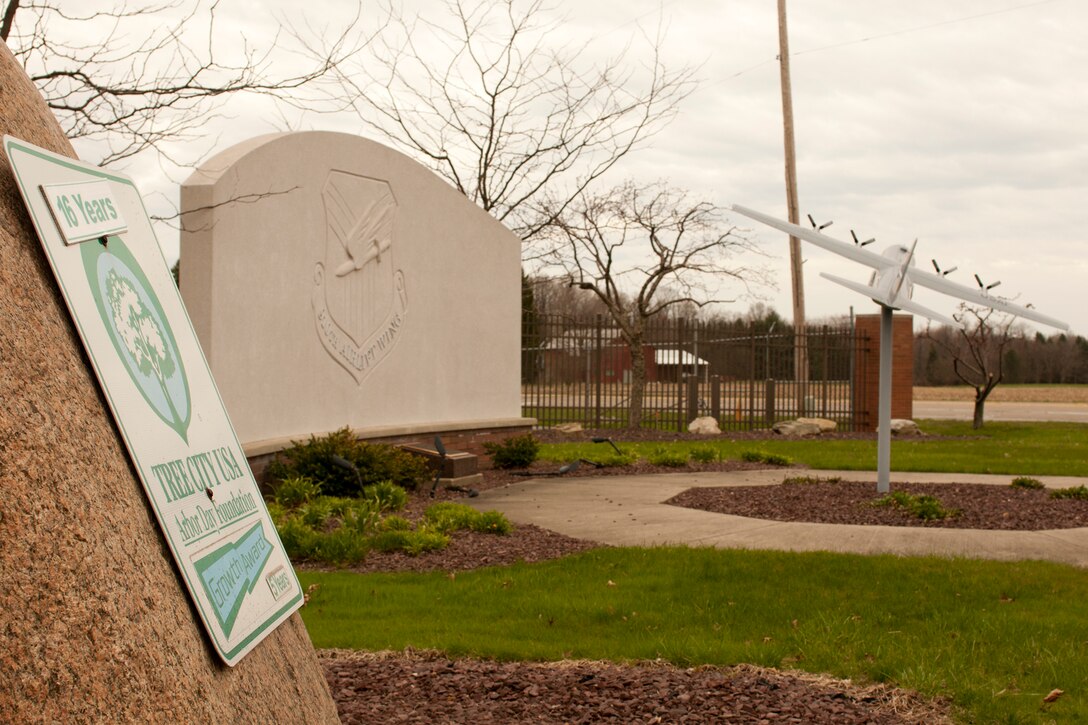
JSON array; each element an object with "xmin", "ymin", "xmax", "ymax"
[
  {"xmin": 667, "ymin": 480, "xmax": 1088, "ymax": 530},
  {"xmin": 320, "ymin": 649, "xmax": 950, "ymax": 725}
]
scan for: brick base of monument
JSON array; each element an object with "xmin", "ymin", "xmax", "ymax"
[{"xmin": 853, "ymin": 313, "xmax": 914, "ymax": 432}]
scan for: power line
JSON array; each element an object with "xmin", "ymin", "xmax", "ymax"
[
  {"xmin": 727, "ymin": 0, "xmax": 1064, "ymax": 79},
  {"xmin": 793, "ymin": 0, "xmax": 1063, "ymax": 57}
]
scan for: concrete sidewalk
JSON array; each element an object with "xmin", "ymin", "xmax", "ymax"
[{"xmin": 470, "ymin": 470, "xmax": 1088, "ymax": 568}]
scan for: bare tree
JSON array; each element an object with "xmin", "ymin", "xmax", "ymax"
[
  {"xmin": 327, "ymin": 0, "xmax": 696, "ymax": 246},
  {"xmin": 528, "ymin": 274, "xmax": 609, "ymax": 318},
  {"xmin": 3, "ymin": 0, "xmax": 365, "ymax": 166},
  {"xmin": 924, "ymin": 304, "xmax": 1019, "ymax": 429},
  {"xmin": 541, "ymin": 180, "xmax": 763, "ymax": 428}
]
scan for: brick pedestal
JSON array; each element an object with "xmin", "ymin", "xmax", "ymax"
[{"xmin": 853, "ymin": 313, "xmax": 914, "ymax": 431}]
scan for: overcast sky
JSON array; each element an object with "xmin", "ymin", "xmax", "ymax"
[{"xmin": 73, "ymin": 0, "xmax": 1086, "ymax": 335}]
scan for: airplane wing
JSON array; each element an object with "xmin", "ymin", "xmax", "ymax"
[
  {"xmin": 820, "ymin": 272, "xmax": 890, "ymax": 306},
  {"xmin": 907, "ymin": 267, "xmax": 1070, "ymax": 331},
  {"xmin": 734, "ymin": 203, "xmax": 1070, "ymax": 332},
  {"xmin": 819, "ymin": 271, "xmax": 961, "ymax": 326},
  {"xmin": 731, "ymin": 204, "xmax": 895, "ymax": 270}
]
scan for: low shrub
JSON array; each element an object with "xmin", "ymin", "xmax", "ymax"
[
  {"xmin": 1050, "ymin": 485, "xmax": 1088, "ymax": 500},
  {"xmin": 690, "ymin": 446, "xmax": 719, "ymax": 463},
  {"xmin": 470, "ymin": 510, "xmax": 513, "ymax": 535},
  {"xmin": 782, "ymin": 475, "xmax": 844, "ymax": 485},
  {"xmin": 324, "ymin": 497, "xmax": 356, "ymax": 519},
  {"xmin": 313, "ymin": 527, "xmax": 370, "ymax": 564},
  {"xmin": 874, "ymin": 491, "xmax": 959, "ymax": 521},
  {"xmin": 370, "ymin": 529, "xmax": 414, "ymax": 553},
  {"xmin": 424, "ymin": 502, "xmax": 513, "ymax": 535},
  {"xmin": 1009, "ymin": 476, "xmax": 1044, "ymax": 490},
  {"xmin": 403, "ymin": 529, "xmax": 450, "ymax": 556},
  {"xmin": 277, "ymin": 516, "xmax": 320, "ymax": 560},
  {"xmin": 741, "ymin": 450, "xmax": 793, "ymax": 466},
  {"xmin": 424, "ymin": 502, "xmax": 481, "ymax": 533},
  {"xmin": 273, "ymin": 476, "xmax": 320, "ymax": 508},
  {"xmin": 271, "ymin": 490, "xmax": 512, "ymax": 564},
  {"xmin": 379, "ymin": 515, "xmax": 413, "ymax": 532},
  {"xmin": 266, "ymin": 500, "xmax": 287, "ymax": 524},
  {"xmin": 369, "ymin": 529, "xmax": 450, "ymax": 556},
  {"xmin": 646, "ymin": 446, "xmax": 689, "ymax": 468},
  {"xmin": 594, "ymin": 452, "xmax": 639, "ymax": 468},
  {"xmin": 363, "ymin": 481, "xmax": 409, "ymax": 512},
  {"xmin": 299, "ymin": 498, "xmax": 334, "ymax": 529},
  {"xmin": 266, "ymin": 427, "xmax": 430, "ymax": 497},
  {"xmin": 341, "ymin": 500, "xmax": 382, "ymax": 534},
  {"xmin": 483, "ymin": 434, "xmax": 541, "ymax": 469},
  {"xmin": 353, "ymin": 442, "xmax": 431, "ymax": 493}
]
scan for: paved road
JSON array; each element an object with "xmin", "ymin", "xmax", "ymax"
[
  {"xmin": 914, "ymin": 400, "xmax": 1088, "ymax": 422},
  {"xmin": 471, "ymin": 470, "xmax": 1088, "ymax": 567}
]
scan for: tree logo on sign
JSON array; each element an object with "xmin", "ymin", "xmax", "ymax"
[{"xmin": 83, "ymin": 236, "xmax": 191, "ymax": 442}]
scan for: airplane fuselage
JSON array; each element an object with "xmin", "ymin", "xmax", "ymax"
[{"xmin": 868, "ymin": 244, "xmax": 915, "ymax": 306}]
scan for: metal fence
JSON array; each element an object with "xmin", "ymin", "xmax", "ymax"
[{"xmin": 522, "ymin": 314, "xmax": 873, "ymax": 431}]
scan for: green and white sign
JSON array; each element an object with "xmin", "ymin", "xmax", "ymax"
[{"xmin": 4, "ymin": 136, "xmax": 302, "ymax": 666}]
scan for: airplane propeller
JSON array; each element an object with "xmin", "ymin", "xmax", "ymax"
[
  {"xmin": 931, "ymin": 259, "xmax": 957, "ymax": 277},
  {"xmin": 850, "ymin": 230, "xmax": 875, "ymax": 247},
  {"xmin": 974, "ymin": 274, "xmax": 1001, "ymax": 292},
  {"xmin": 807, "ymin": 214, "xmax": 833, "ymax": 231}
]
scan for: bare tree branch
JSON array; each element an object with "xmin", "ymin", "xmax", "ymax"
[
  {"xmin": 924, "ymin": 304, "xmax": 1019, "ymax": 428},
  {"xmin": 5, "ymin": 0, "xmax": 369, "ymax": 166},
  {"xmin": 321, "ymin": 0, "xmax": 697, "ymax": 244}
]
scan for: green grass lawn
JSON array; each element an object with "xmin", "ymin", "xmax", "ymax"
[
  {"xmin": 301, "ymin": 547, "xmax": 1088, "ymax": 723},
  {"xmin": 539, "ymin": 420, "xmax": 1088, "ymax": 477}
]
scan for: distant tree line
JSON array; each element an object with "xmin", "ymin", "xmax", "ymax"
[{"xmin": 916, "ymin": 327, "xmax": 1088, "ymax": 386}]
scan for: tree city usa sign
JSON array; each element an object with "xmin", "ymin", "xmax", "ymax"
[{"xmin": 4, "ymin": 136, "xmax": 302, "ymax": 666}]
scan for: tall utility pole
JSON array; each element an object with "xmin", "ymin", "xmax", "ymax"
[{"xmin": 777, "ymin": 0, "xmax": 808, "ymax": 410}]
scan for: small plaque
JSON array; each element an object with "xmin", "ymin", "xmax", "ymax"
[{"xmin": 40, "ymin": 179, "xmax": 128, "ymax": 244}]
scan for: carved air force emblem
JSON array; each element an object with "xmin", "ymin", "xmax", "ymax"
[{"xmin": 312, "ymin": 171, "xmax": 407, "ymax": 383}]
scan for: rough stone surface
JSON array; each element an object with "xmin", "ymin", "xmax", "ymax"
[
  {"xmin": 772, "ymin": 420, "xmax": 823, "ymax": 437},
  {"xmin": 687, "ymin": 416, "xmax": 722, "ymax": 435},
  {"xmin": 0, "ymin": 43, "xmax": 338, "ymax": 724}
]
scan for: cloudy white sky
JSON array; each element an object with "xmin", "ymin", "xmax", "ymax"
[{"xmin": 53, "ymin": 0, "xmax": 1088, "ymax": 335}]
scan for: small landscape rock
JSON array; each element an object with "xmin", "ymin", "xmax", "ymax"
[
  {"xmin": 797, "ymin": 417, "xmax": 837, "ymax": 433},
  {"xmin": 772, "ymin": 420, "xmax": 822, "ymax": 437},
  {"xmin": 888, "ymin": 419, "xmax": 921, "ymax": 436},
  {"xmin": 687, "ymin": 416, "xmax": 721, "ymax": 435}
]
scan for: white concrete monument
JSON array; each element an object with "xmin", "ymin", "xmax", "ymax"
[{"xmin": 181, "ymin": 132, "xmax": 530, "ymax": 457}]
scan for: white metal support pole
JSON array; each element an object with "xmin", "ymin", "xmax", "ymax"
[{"xmin": 877, "ymin": 305, "xmax": 893, "ymax": 493}]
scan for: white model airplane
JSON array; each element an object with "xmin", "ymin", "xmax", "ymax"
[{"xmin": 731, "ymin": 204, "xmax": 1069, "ymax": 332}]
